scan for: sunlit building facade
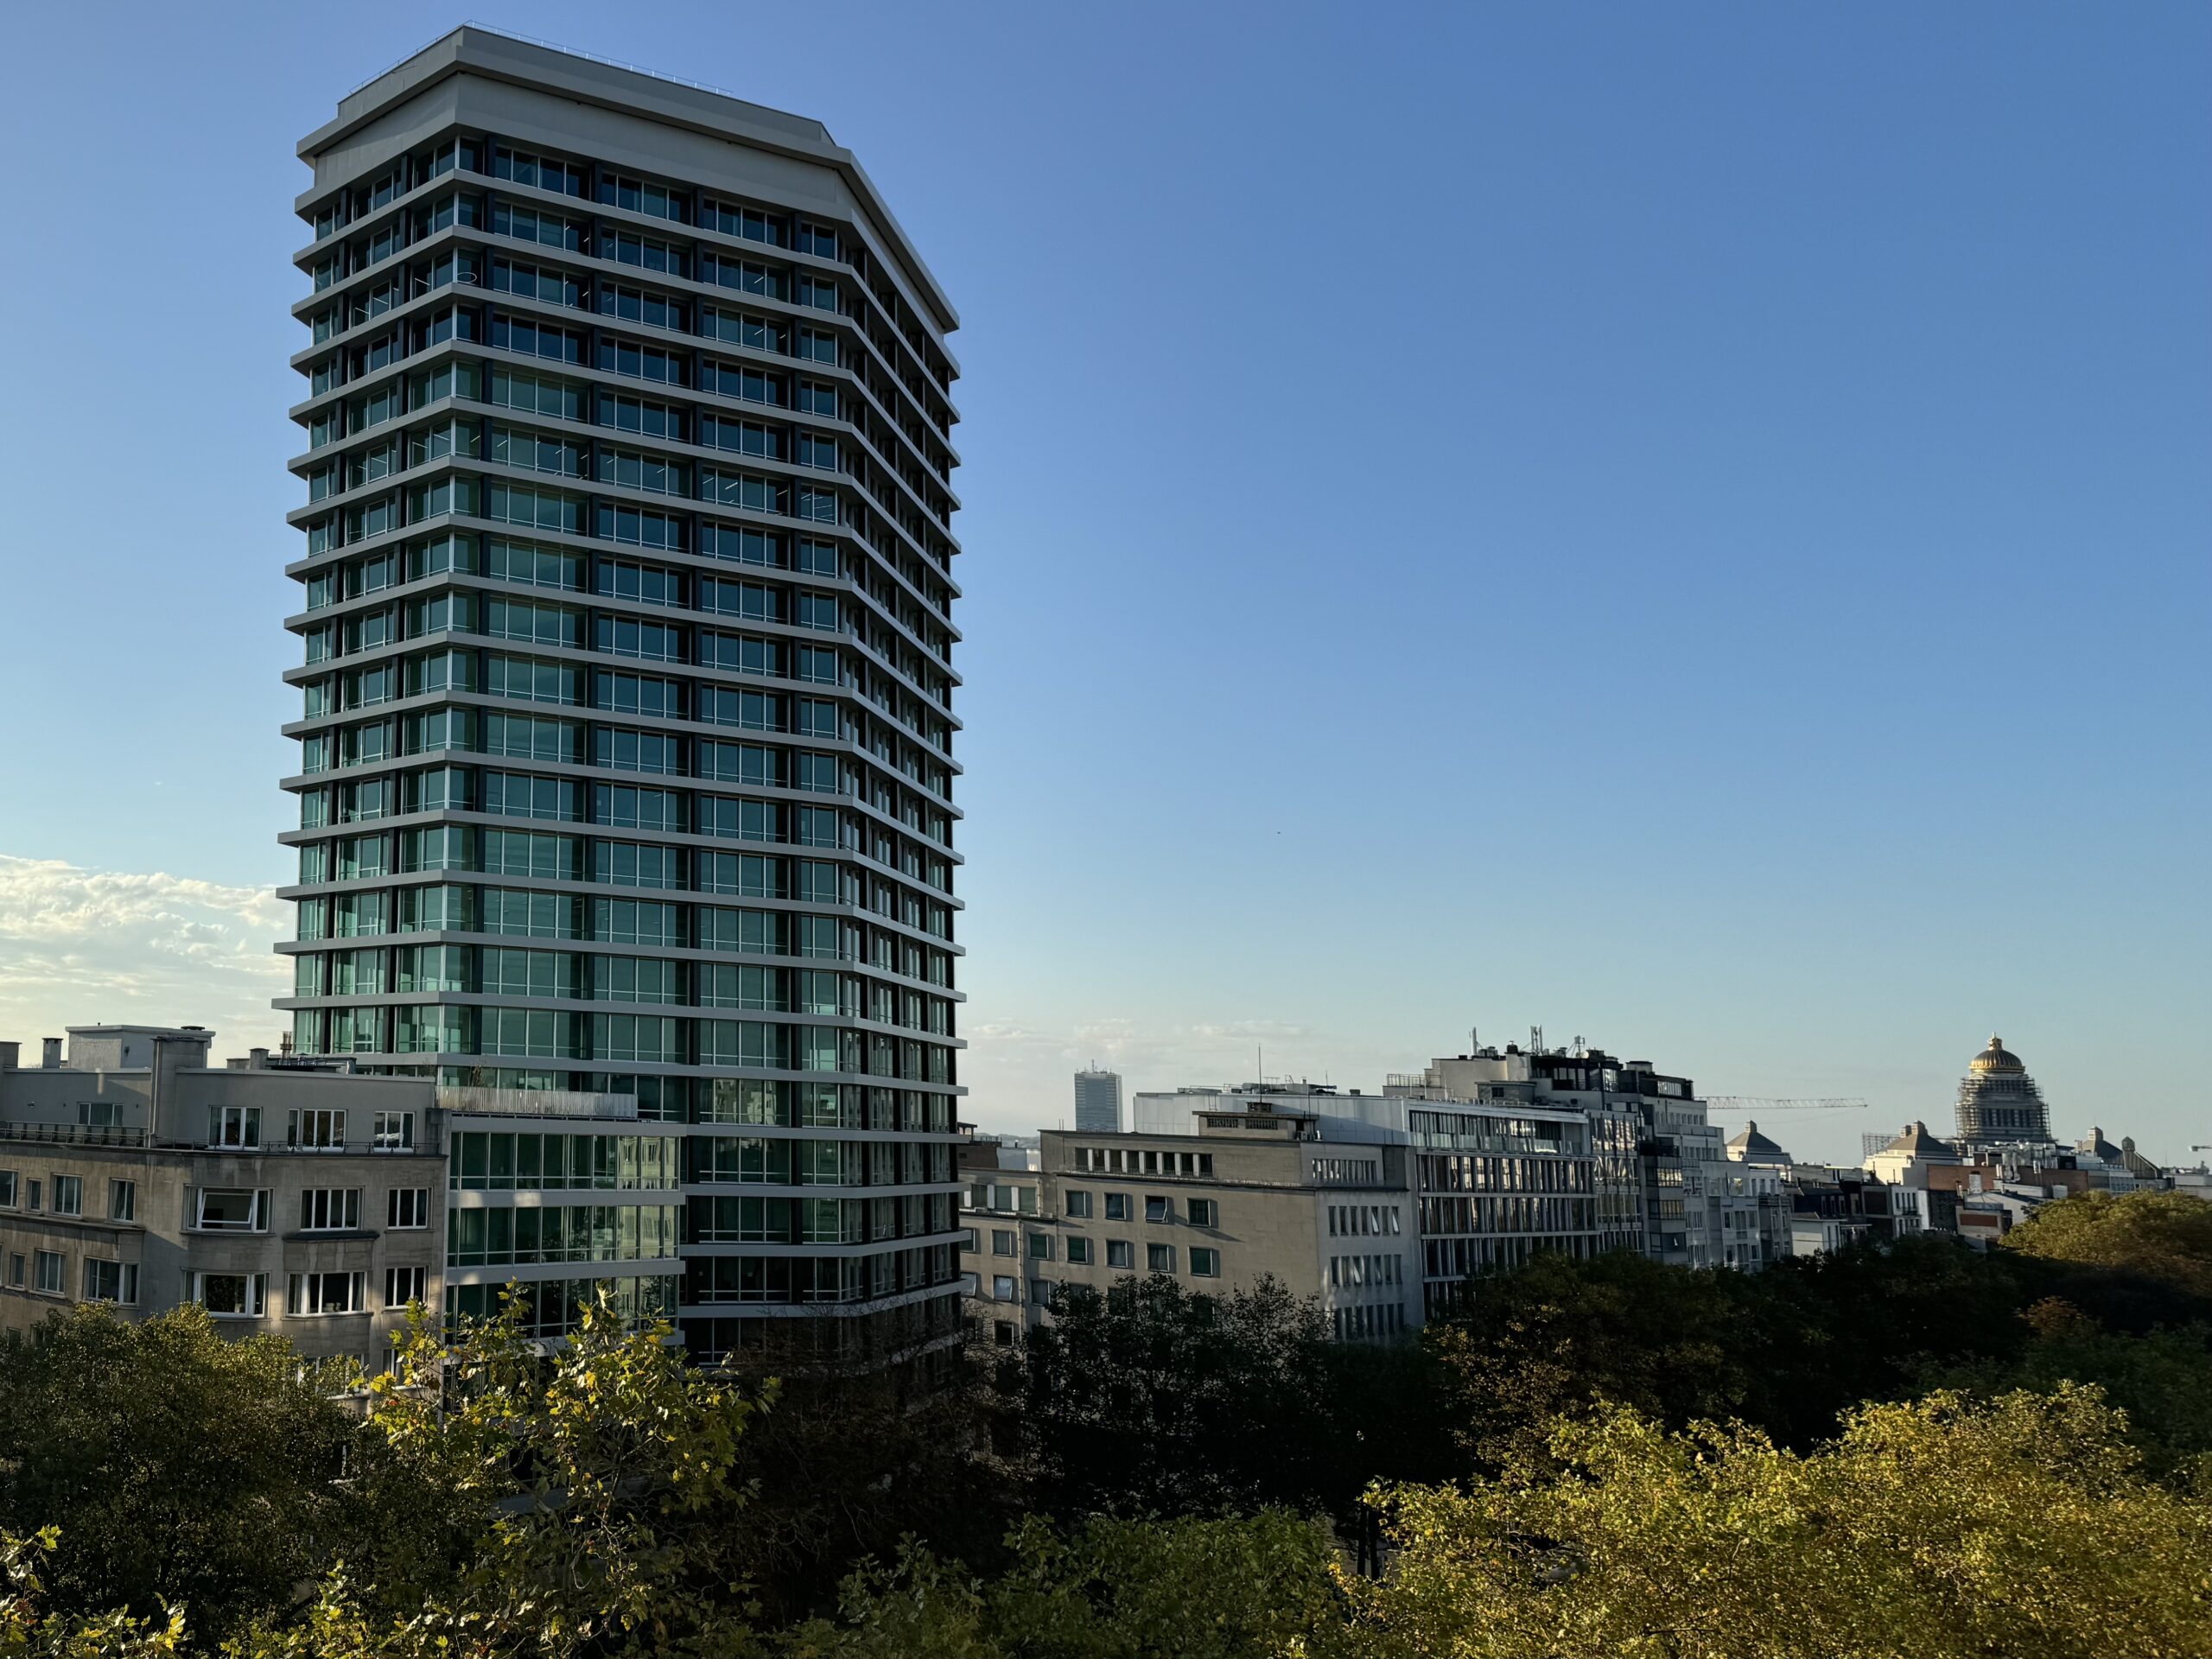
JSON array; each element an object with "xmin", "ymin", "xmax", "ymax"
[{"xmin": 276, "ymin": 28, "xmax": 967, "ymax": 1368}]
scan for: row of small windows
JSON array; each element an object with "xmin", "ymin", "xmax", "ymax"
[
  {"xmin": 0, "ymin": 1256, "xmax": 450, "ymax": 1320},
  {"xmin": 319, "ymin": 359, "xmax": 844, "ymax": 461},
  {"xmin": 309, "ymin": 555, "xmax": 848, "ymax": 635},
  {"xmin": 312, "ymin": 137, "xmax": 840, "ymax": 263},
  {"xmin": 1053, "ymin": 1192, "xmax": 1219, "ymax": 1228},
  {"xmin": 311, "ymin": 409, "xmax": 843, "ymax": 496},
  {"xmin": 443, "ymin": 1130, "xmax": 681, "ymax": 1189},
  {"xmin": 686, "ymin": 1245, "xmax": 957, "ymax": 1307},
  {"xmin": 1417, "ymin": 1153, "xmax": 1594, "ymax": 1194},
  {"xmin": 980, "ymin": 1240, "xmax": 1222, "ymax": 1280},
  {"xmin": 299, "ymin": 715, "xmax": 868, "ymax": 789},
  {"xmin": 290, "ymin": 1003, "xmax": 957, "ymax": 1083},
  {"xmin": 296, "ymin": 805, "xmax": 944, "ymax": 902},
  {"xmin": 308, "ymin": 273, "xmax": 843, "ymax": 376},
  {"xmin": 448, "ymin": 1203, "xmax": 680, "ymax": 1266},
  {"xmin": 442, "ymin": 1081, "xmax": 954, "ymax": 1135},
  {"xmin": 303, "ymin": 644, "xmax": 949, "ymax": 761},
  {"xmin": 292, "ymin": 778, "xmax": 949, "ymax": 893},
  {"xmin": 0, "ymin": 1173, "xmax": 136, "ymax": 1220},
  {"xmin": 1328, "ymin": 1253, "xmax": 1405, "ymax": 1289},
  {"xmin": 302, "ymin": 592, "xmax": 895, "ymax": 682},
  {"xmin": 293, "ymin": 765, "xmax": 956, "ymax": 872},
  {"xmin": 181, "ymin": 1183, "xmax": 425, "ymax": 1234},
  {"xmin": 1069, "ymin": 1146, "xmax": 1216, "ymax": 1178},
  {"xmin": 305, "ymin": 467, "xmax": 846, "ymax": 546},
  {"xmin": 688, "ymin": 1192, "xmax": 956, "ymax": 1244},
  {"xmin": 1328, "ymin": 1204, "xmax": 1403, "ymax": 1237},
  {"xmin": 1417, "ymin": 1194, "xmax": 1598, "ymax": 1236},
  {"xmin": 295, "ymin": 948, "xmax": 951, "ymax": 1033}
]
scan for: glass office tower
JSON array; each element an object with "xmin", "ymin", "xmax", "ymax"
[{"xmin": 276, "ymin": 27, "xmax": 966, "ymax": 1370}]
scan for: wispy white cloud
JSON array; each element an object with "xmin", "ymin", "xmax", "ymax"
[{"xmin": 0, "ymin": 856, "xmax": 290, "ymax": 1054}]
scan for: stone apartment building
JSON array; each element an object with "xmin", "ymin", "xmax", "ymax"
[
  {"xmin": 963, "ymin": 1106, "xmax": 1420, "ymax": 1344},
  {"xmin": 966, "ymin": 1081, "xmax": 1603, "ymax": 1341},
  {"xmin": 0, "ymin": 1025, "xmax": 680, "ymax": 1364}
]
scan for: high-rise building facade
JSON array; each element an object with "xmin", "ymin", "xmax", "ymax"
[
  {"xmin": 276, "ymin": 28, "xmax": 967, "ymax": 1369},
  {"xmin": 1072, "ymin": 1068, "xmax": 1122, "ymax": 1133}
]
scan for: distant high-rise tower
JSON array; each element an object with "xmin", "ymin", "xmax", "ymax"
[
  {"xmin": 1954, "ymin": 1035, "xmax": 2051, "ymax": 1147},
  {"xmin": 277, "ymin": 27, "xmax": 967, "ymax": 1370},
  {"xmin": 1073, "ymin": 1068, "xmax": 1122, "ymax": 1133}
]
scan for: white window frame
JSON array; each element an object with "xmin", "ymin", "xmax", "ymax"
[
  {"xmin": 384, "ymin": 1265, "xmax": 427, "ymax": 1307},
  {"xmin": 288, "ymin": 1270, "xmax": 366, "ymax": 1316},
  {"xmin": 0, "ymin": 1171, "xmax": 14, "ymax": 1208},
  {"xmin": 194, "ymin": 1272, "xmax": 267, "ymax": 1318},
  {"xmin": 108, "ymin": 1179, "xmax": 136, "ymax": 1223},
  {"xmin": 386, "ymin": 1187, "xmax": 429, "ymax": 1230},
  {"xmin": 300, "ymin": 1188, "xmax": 362, "ymax": 1232},
  {"xmin": 289, "ymin": 1109, "xmax": 348, "ymax": 1152},
  {"xmin": 194, "ymin": 1188, "xmax": 269, "ymax": 1233},
  {"xmin": 33, "ymin": 1250, "xmax": 64, "ymax": 1295},
  {"xmin": 372, "ymin": 1110, "xmax": 416, "ymax": 1153},
  {"xmin": 51, "ymin": 1176, "xmax": 82, "ymax": 1217},
  {"xmin": 208, "ymin": 1105, "xmax": 262, "ymax": 1148},
  {"xmin": 82, "ymin": 1259, "xmax": 137, "ymax": 1305}
]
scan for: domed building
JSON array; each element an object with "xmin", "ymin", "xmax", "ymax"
[{"xmin": 1954, "ymin": 1034, "xmax": 2051, "ymax": 1148}]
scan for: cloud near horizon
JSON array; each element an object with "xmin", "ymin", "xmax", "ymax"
[{"xmin": 0, "ymin": 855, "xmax": 291, "ymax": 1054}]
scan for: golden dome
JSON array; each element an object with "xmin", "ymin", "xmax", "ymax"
[{"xmin": 1969, "ymin": 1033, "xmax": 2025, "ymax": 1074}]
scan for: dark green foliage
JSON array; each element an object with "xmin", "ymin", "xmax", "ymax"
[
  {"xmin": 0, "ymin": 1305, "xmax": 359, "ymax": 1638},
  {"xmin": 715, "ymin": 1347, "xmax": 1032, "ymax": 1623},
  {"xmin": 1020, "ymin": 1273, "xmax": 1457, "ymax": 1528},
  {"xmin": 779, "ymin": 1509, "xmax": 1339, "ymax": 1659},
  {"xmin": 1424, "ymin": 1249, "xmax": 1758, "ymax": 1471},
  {"xmin": 1021, "ymin": 1274, "xmax": 1338, "ymax": 1518}
]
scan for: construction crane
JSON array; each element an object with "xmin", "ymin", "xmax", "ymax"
[{"xmin": 1706, "ymin": 1096, "xmax": 1869, "ymax": 1114}]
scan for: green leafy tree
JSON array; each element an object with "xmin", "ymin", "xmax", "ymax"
[
  {"xmin": 2004, "ymin": 1189, "xmax": 2212, "ymax": 1302},
  {"xmin": 1921, "ymin": 1297, "xmax": 2212, "ymax": 1484},
  {"xmin": 1422, "ymin": 1249, "xmax": 1758, "ymax": 1471},
  {"xmin": 276, "ymin": 1289, "xmax": 766, "ymax": 1659},
  {"xmin": 714, "ymin": 1342, "xmax": 1032, "ymax": 1624},
  {"xmin": 1740, "ymin": 1231, "xmax": 2038, "ymax": 1444},
  {"xmin": 781, "ymin": 1510, "xmax": 1338, "ymax": 1659},
  {"xmin": 0, "ymin": 1305, "xmax": 359, "ymax": 1638},
  {"xmin": 0, "ymin": 1530, "xmax": 186, "ymax": 1659},
  {"xmin": 1331, "ymin": 1384, "xmax": 2212, "ymax": 1659},
  {"xmin": 1022, "ymin": 1274, "xmax": 1347, "ymax": 1519}
]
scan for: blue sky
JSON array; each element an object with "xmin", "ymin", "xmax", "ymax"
[{"xmin": 0, "ymin": 3, "xmax": 2203, "ymax": 1164}]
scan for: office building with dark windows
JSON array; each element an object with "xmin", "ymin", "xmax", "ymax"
[
  {"xmin": 276, "ymin": 28, "xmax": 967, "ymax": 1372},
  {"xmin": 1072, "ymin": 1068, "xmax": 1122, "ymax": 1133}
]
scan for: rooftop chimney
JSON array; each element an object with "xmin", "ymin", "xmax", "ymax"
[
  {"xmin": 41, "ymin": 1039, "xmax": 62, "ymax": 1070},
  {"xmin": 249, "ymin": 1047, "xmax": 270, "ymax": 1069},
  {"xmin": 0, "ymin": 1042, "xmax": 17, "ymax": 1071}
]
